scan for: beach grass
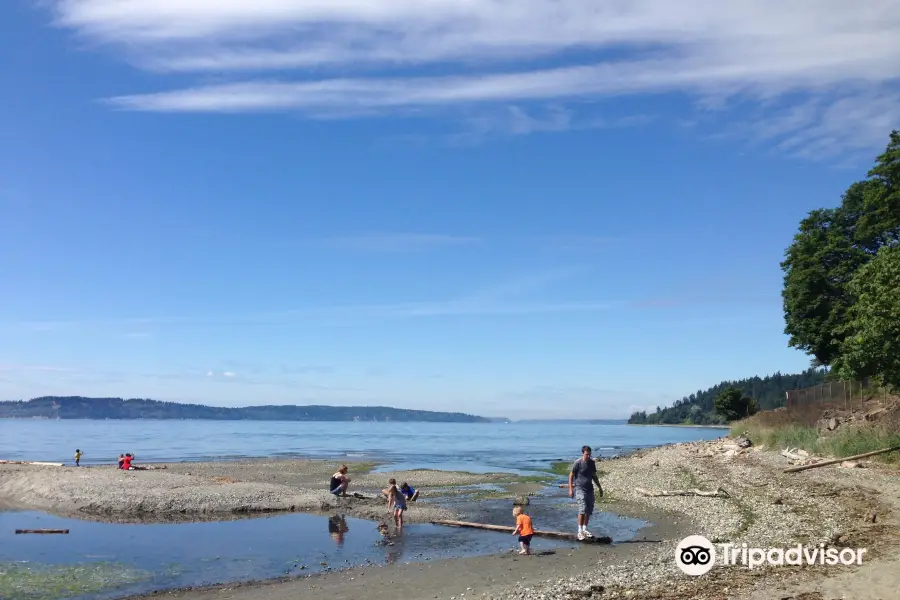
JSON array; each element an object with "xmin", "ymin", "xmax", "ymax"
[{"xmin": 732, "ymin": 411, "xmax": 900, "ymax": 464}]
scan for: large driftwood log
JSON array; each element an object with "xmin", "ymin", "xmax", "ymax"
[
  {"xmin": 783, "ymin": 446, "xmax": 900, "ymax": 473},
  {"xmin": 15, "ymin": 529, "xmax": 69, "ymax": 534},
  {"xmin": 635, "ymin": 487, "xmax": 730, "ymax": 498},
  {"xmin": 431, "ymin": 520, "xmax": 611, "ymax": 544}
]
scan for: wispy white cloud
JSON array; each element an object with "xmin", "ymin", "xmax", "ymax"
[
  {"xmin": 321, "ymin": 233, "xmax": 480, "ymax": 252},
  {"xmin": 446, "ymin": 106, "xmax": 657, "ymax": 145},
  {"xmin": 44, "ymin": 1, "xmax": 900, "ymax": 154},
  {"xmin": 204, "ymin": 370, "xmax": 237, "ymax": 378},
  {"xmin": 1, "ymin": 269, "xmax": 607, "ymax": 328},
  {"xmin": 710, "ymin": 89, "xmax": 900, "ymax": 161},
  {"xmin": 0, "ymin": 270, "xmax": 803, "ymax": 331}
]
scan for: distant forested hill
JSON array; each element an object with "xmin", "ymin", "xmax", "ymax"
[
  {"xmin": 628, "ymin": 369, "xmax": 827, "ymax": 425},
  {"xmin": 0, "ymin": 396, "xmax": 491, "ymax": 423}
]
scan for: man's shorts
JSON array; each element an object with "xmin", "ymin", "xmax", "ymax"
[{"xmin": 575, "ymin": 488, "xmax": 595, "ymax": 517}]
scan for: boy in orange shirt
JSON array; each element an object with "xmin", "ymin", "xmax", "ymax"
[{"xmin": 512, "ymin": 506, "xmax": 534, "ymax": 555}]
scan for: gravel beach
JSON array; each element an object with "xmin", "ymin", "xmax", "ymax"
[{"xmin": 99, "ymin": 438, "xmax": 899, "ymax": 600}]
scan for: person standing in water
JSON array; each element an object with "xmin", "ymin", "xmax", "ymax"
[
  {"xmin": 385, "ymin": 478, "xmax": 407, "ymax": 528},
  {"xmin": 568, "ymin": 445, "xmax": 603, "ymax": 540}
]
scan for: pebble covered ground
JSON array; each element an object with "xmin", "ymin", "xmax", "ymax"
[{"xmin": 489, "ymin": 438, "xmax": 897, "ymax": 600}]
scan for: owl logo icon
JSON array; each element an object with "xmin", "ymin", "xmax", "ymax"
[{"xmin": 675, "ymin": 535, "xmax": 716, "ymax": 576}]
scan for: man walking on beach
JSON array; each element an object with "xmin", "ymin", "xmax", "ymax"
[{"xmin": 569, "ymin": 445, "xmax": 603, "ymax": 540}]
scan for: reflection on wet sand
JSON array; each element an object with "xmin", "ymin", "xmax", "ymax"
[
  {"xmin": 328, "ymin": 515, "xmax": 348, "ymax": 546},
  {"xmin": 377, "ymin": 521, "xmax": 404, "ymax": 564}
]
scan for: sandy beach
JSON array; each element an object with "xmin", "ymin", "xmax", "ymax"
[
  {"xmin": 3, "ymin": 439, "xmax": 899, "ymax": 600},
  {"xmin": 0, "ymin": 458, "xmax": 539, "ymax": 524}
]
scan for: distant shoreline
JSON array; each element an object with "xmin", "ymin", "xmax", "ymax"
[{"xmin": 627, "ymin": 423, "xmax": 730, "ymax": 429}]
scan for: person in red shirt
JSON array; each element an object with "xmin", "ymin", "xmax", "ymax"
[{"xmin": 121, "ymin": 454, "xmax": 133, "ymax": 470}]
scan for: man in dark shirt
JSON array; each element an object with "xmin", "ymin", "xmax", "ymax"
[{"xmin": 568, "ymin": 445, "xmax": 603, "ymax": 540}]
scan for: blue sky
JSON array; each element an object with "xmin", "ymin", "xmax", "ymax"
[{"xmin": 1, "ymin": 1, "xmax": 898, "ymax": 419}]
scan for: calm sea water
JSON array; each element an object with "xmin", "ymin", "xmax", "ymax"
[{"xmin": 0, "ymin": 420, "xmax": 725, "ymax": 472}]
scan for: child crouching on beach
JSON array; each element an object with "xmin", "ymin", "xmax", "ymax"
[
  {"xmin": 512, "ymin": 506, "xmax": 534, "ymax": 555},
  {"xmin": 384, "ymin": 478, "xmax": 407, "ymax": 528}
]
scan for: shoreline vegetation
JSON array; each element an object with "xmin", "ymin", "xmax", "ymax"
[
  {"xmin": 627, "ymin": 369, "xmax": 827, "ymax": 426},
  {"xmin": 3, "ymin": 434, "xmax": 899, "ymax": 600},
  {"xmin": 733, "ymin": 406, "xmax": 900, "ymax": 466},
  {"xmin": 627, "ymin": 423, "xmax": 729, "ymax": 429}
]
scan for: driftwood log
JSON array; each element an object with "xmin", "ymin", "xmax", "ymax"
[
  {"xmin": 781, "ymin": 449, "xmax": 809, "ymax": 461},
  {"xmin": 431, "ymin": 520, "xmax": 612, "ymax": 544},
  {"xmin": 783, "ymin": 446, "xmax": 900, "ymax": 473},
  {"xmin": 15, "ymin": 529, "xmax": 69, "ymax": 534},
  {"xmin": 635, "ymin": 487, "xmax": 730, "ymax": 499}
]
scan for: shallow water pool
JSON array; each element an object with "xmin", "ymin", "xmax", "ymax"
[{"xmin": 0, "ymin": 498, "xmax": 647, "ymax": 600}]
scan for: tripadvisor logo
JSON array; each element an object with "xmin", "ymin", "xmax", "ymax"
[
  {"xmin": 676, "ymin": 535, "xmax": 716, "ymax": 576},
  {"xmin": 675, "ymin": 535, "xmax": 868, "ymax": 576}
]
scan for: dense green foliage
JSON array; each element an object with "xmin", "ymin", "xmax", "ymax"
[
  {"xmin": 713, "ymin": 388, "xmax": 758, "ymax": 422},
  {"xmin": 627, "ymin": 369, "xmax": 826, "ymax": 425},
  {"xmin": 0, "ymin": 396, "xmax": 491, "ymax": 422},
  {"xmin": 837, "ymin": 245, "xmax": 900, "ymax": 388},
  {"xmin": 782, "ymin": 131, "xmax": 900, "ymax": 389}
]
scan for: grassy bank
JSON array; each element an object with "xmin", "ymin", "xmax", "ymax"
[{"xmin": 731, "ymin": 409, "xmax": 900, "ymax": 464}]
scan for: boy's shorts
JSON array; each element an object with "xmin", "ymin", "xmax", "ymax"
[{"xmin": 518, "ymin": 534, "xmax": 533, "ymax": 545}]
